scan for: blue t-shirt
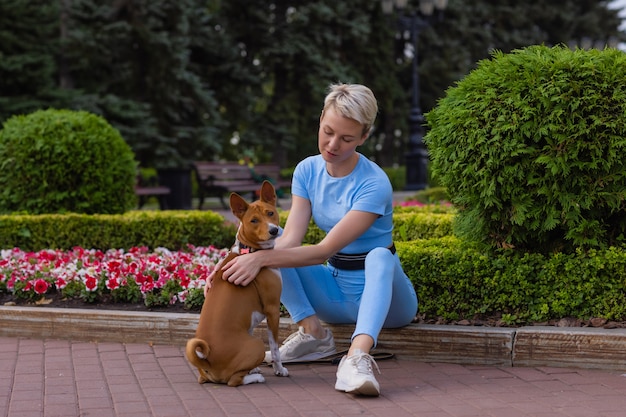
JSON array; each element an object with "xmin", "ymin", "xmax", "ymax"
[{"xmin": 291, "ymin": 153, "xmax": 393, "ymax": 254}]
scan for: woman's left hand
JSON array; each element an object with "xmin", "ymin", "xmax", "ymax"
[{"xmin": 220, "ymin": 251, "xmax": 263, "ymax": 286}]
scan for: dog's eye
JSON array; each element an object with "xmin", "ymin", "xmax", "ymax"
[
  {"xmin": 267, "ymin": 211, "xmax": 274, "ymax": 216},
  {"xmin": 250, "ymin": 218, "xmax": 259, "ymax": 224}
]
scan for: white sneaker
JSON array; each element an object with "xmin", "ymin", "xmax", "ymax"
[
  {"xmin": 334, "ymin": 349, "xmax": 381, "ymax": 396},
  {"xmin": 264, "ymin": 326, "xmax": 336, "ymax": 363}
]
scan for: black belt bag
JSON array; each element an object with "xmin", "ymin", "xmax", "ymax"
[{"xmin": 327, "ymin": 243, "xmax": 396, "ymax": 271}]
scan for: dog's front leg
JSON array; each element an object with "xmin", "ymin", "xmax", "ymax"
[{"xmin": 267, "ymin": 329, "xmax": 289, "ymax": 377}]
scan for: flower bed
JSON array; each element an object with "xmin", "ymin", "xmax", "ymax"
[{"xmin": 0, "ymin": 245, "xmax": 227, "ymax": 311}]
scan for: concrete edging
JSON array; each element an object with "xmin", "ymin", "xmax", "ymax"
[{"xmin": 1, "ymin": 306, "xmax": 625, "ymax": 371}]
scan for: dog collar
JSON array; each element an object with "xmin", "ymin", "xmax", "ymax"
[
  {"xmin": 232, "ymin": 239, "xmax": 258, "ymax": 255},
  {"xmin": 238, "ymin": 243, "xmax": 254, "ymax": 254}
]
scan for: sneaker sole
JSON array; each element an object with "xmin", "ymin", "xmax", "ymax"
[
  {"xmin": 264, "ymin": 347, "xmax": 338, "ymax": 364},
  {"xmin": 281, "ymin": 348, "xmax": 337, "ymax": 363},
  {"xmin": 335, "ymin": 380, "xmax": 380, "ymax": 397}
]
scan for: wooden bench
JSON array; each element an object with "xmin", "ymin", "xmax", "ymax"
[
  {"xmin": 192, "ymin": 161, "xmax": 291, "ymax": 210},
  {"xmin": 135, "ymin": 174, "xmax": 171, "ymax": 210}
]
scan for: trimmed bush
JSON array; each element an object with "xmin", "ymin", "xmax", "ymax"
[
  {"xmin": 397, "ymin": 239, "xmax": 626, "ymax": 324},
  {"xmin": 0, "ymin": 211, "xmax": 236, "ymax": 251},
  {"xmin": 278, "ymin": 207, "xmax": 455, "ymax": 245},
  {"xmin": 0, "ymin": 109, "xmax": 137, "ymax": 214},
  {"xmin": 407, "ymin": 187, "xmax": 450, "ymax": 204},
  {"xmin": 393, "ymin": 203, "xmax": 456, "ymax": 215},
  {"xmin": 392, "ymin": 212, "xmax": 454, "ymax": 241},
  {"xmin": 425, "ymin": 45, "xmax": 626, "ymax": 253}
]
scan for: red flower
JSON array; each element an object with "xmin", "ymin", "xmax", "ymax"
[
  {"xmin": 84, "ymin": 275, "xmax": 98, "ymax": 292},
  {"xmin": 107, "ymin": 260, "xmax": 121, "ymax": 270},
  {"xmin": 33, "ymin": 279, "xmax": 49, "ymax": 295},
  {"xmin": 135, "ymin": 273, "xmax": 149, "ymax": 285},
  {"xmin": 106, "ymin": 277, "xmax": 119, "ymax": 290},
  {"xmin": 176, "ymin": 270, "xmax": 191, "ymax": 289}
]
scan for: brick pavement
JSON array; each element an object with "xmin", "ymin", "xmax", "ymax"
[{"xmin": 1, "ymin": 336, "xmax": 626, "ymax": 417}]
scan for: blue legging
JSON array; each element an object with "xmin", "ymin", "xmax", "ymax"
[{"xmin": 279, "ymin": 247, "xmax": 418, "ymax": 346}]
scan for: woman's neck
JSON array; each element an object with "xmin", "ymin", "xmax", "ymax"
[{"xmin": 326, "ymin": 153, "xmax": 359, "ymax": 178}]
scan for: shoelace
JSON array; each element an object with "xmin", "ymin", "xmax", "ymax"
[
  {"xmin": 350, "ymin": 352, "xmax": 381, "ymax": 375},
  {"xmin": 281, "ymin": 330, "xmax": 308, "ymax": 349}
]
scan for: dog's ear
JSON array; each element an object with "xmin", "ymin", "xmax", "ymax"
[
  {"xmin": 259, "ymin": 180, "xmax": 277, "ymax": 205},
  {"xmin": 230, "ymin": 193, "xmax": 249, "ymax": 219}
]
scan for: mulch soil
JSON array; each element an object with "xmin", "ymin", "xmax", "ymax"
[
  {"xmin": 0, "ymin": 292, "xmax": 198, "ymax": 314},
  {"xmin": 2, "ymin": 291, "xmax": 625, "ymax": 329}
]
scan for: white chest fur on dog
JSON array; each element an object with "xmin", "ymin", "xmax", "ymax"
[{"xmin": 185, "ymin": 181, "xmax": 288, "ymax": 387}]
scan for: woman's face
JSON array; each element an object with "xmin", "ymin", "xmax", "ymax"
[{"xmin": 318, "ymin": 106, "xmax": 367, "ymax": 166}]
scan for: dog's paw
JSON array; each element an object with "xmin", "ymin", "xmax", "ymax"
[
  {"xmin": 243, "ymin": 373, "xmax": 265, "ymax": 385},
  {"xmin": 250, "ymin": 367, "xmax": 262, "ymax": 374},
  {"xmin": 273, "ymin": 364, "xmax": 289, "ymax": 377}
]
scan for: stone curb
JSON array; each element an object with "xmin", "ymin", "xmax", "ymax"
[{"xmin": 1, "ymin": 306, "xmax": 625, "ymax": 371}]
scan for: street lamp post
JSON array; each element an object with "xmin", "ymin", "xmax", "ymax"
[{"xmin": 382, "ymin": 0, "xmax": 447, "ymax": 191}]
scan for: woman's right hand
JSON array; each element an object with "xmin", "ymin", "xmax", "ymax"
[
  {"xmin": 203, "ymin": 271, "xmax": 214, "ymax": 297},
  {"xmin": 203, "ymin": 257, "xmax": 225, "ymax": 297}
]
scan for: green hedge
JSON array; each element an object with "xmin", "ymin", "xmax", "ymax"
[
  {"xmin": 392, "ymin": 213, "xmax": 454, "ymax": 241},
  {"xmin": 398, "ymin": 238, "xmax": 626, "ymax": 324},
  {"xmin": 0, "ymin": 211, "xmax": 236, "ymax": 251},
  {"xmin": 279, "ymin": 206, "xmax": 456, "ymax": 244}
]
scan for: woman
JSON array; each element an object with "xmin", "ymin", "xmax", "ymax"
[{"xmin": 208, "ymin": 83, "xmax": 418, "ymax": 396}]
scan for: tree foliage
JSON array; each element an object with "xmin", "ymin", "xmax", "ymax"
[
  {"xmin": 62, "ymin": 0, "xmax": 223, "ymax": 168},
  {"xmin": 0, "ymin": 0, "xmax": 76, "ymax": 118},
  {"xmin": 0, "ymin": 0, "xmax": 624, "ymax": 170}
]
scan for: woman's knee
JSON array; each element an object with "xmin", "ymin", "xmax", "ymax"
[{"xmin": 364, "ymin": 247, "xmax": 394, "ymax": 272}]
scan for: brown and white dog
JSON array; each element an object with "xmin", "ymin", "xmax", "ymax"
[{"xmin": 185, "ymin": 181, "xmax": 288, "ymax": 386}]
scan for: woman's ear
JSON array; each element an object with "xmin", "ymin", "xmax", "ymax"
[{"xmin": 358, "ymin": 131, "xmax": 369, "ymax": 145}]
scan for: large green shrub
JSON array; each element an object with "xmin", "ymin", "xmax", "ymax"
[
  {"xmin": 425, "ymin": 45, "xmax": 626, "ymax": 253},
  {"xmin": 0, "ymin": 109, "xmax": 137, "ymax": 214}
]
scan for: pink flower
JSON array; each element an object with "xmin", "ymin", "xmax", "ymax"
[
  {"xmin": 140, "ymin": 281, "xmax": 154, "ymax": 293},
  {"xmin": 6, "ymin": 275, "xmax": 16, "ymax": 290},
  {"xmin": 33, "ymin": 279, "xmax": 49, "ymax": 295},
  {"xmin": 55, "ymin": 277, "xmax": 67, "ymax": 290}
]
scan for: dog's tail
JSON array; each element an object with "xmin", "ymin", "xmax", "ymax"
[{"xmin": 185, "ymin": 338, "xmax": 211, "ymax": 369}]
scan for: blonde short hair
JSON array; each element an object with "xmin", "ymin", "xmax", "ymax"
[{"xmin": 322, "ymin": 83, "xmax": 378, "ymax": 137}]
